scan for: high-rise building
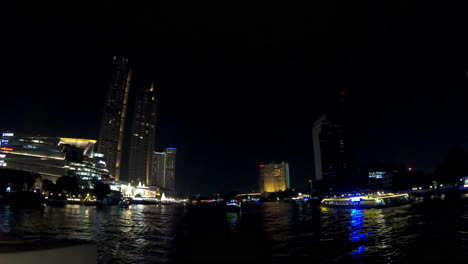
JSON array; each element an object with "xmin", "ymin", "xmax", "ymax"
[
  {"xmin": 258, "ymin": 162, "xmax": 290, "ymax": 193},
  {"xmin": 150, "ymin": 148, "xmax": 176, "ymax": 192},
  {"xmin": 312, "ymin": 91, "xmax": 353, "ymax": 192},
  {"xmin": 97, "ymin": 56, "xmax": 131, "ymax": 181},
  {"xmin": 151, "ymin": 151, "xmax": 166, "ymax": 187},
  {"xmin": 165, "ymin": 148, "xmax": 176, "ymax": 192},
  {"xmin": 128, "ymin": 83, "xmax": 157, "ymax": 185}
]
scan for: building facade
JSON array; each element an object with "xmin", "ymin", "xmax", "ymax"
[
  {"xmin": 150, "ymin": 147, "xmax": 176, "ymax": 192},
  {"xmin": 165, "ymin": 148, "xmax": 176, "ymax": 192},
  {"xmin": 0, "ymin": 133, "xmax": 107, "ymax": 183},
  {"xmin": 368, "ymin": 171, "xmax": 394, "ymax": 190},
  {"xmin": 97, "ymin": 56, "xmax": 131, "ymax": 181},
  {"xmin": 128, "ymin": 83, "xmax": 157, "ymax": 185},
  {"xmin": 151, "ymin": 151, "xmax": 166, "ymax": 187},
  {"xmin": 258, "ymin": 162, "xmax": 290, "ymax": 193},
  {"xmin": 312, "ymin": 91, "xmax": 353, "ymax": 192}
]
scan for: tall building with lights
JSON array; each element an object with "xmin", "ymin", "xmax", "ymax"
[
  {"xmin": 151, "ymin": 147, "xmax": 176, "ymax": 192},
  {"xmin": 312, "ymin": 90, "xmax": 353, "ymax": 192},
  {"xmin": 258, "ymin": 162, "xmax": 290, "ymax": 193},
  {"xmin": 151, "ymin": 151, "xmax": 166, "ymax": 187},
  {"xmin": 128, "ymin": 83, "xmax": 157, "ymax": 185},
  {"xmin": 165, "ymin": 148, "xmax": 176, "ymax": 192},
  {"xmin": 97, "ymin": 56, "xmax": 131, "ymax": 181}
]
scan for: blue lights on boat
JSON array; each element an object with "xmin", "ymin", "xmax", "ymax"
[
  {"xmin": 166, "ymin": 147, "xmax": 177, "ymax": 150},
  {"xmin": 350, "ymin": 197, "xmax": 361, "ymax": 202}
]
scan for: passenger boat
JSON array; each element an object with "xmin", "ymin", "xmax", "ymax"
[
  {"xmin": 321, "ymin": 193, "xmax": 410, "ymax": 209},
  {"xmin": 226, "ymin": 199, "xmax": 241, "ymax": 212}
]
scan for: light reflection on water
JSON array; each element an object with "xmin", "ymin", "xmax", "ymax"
[{"xmin": 0, "ymin": 198, "xmax": 468, "ymax": 263}]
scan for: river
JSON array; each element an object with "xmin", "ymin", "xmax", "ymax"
[{"xmin": 1, "ymin": 195, "xmax": 468, "ymax": 263}]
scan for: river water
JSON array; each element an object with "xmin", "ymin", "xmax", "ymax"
[{"xmin": 1, "ymin": 195, "xmax": 468, "ymax": 263}]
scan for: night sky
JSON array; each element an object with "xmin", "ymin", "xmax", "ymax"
[{"xmin": 2, "ymin": 2, "xmax": 468, "ymax": 194}]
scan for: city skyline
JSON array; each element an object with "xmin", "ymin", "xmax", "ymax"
[{"xmin": 2, "ymin": 2, "xmax": 468, "ymax": 194}]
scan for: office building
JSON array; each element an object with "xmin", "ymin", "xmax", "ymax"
[
  {"xmin": 97, "ymin": 56, "xmax": 131, "ymax": 181},
  {"xmin": 128, "ymin": 83, "xmax": 157, "ymax": 185},
  {"xmin": 312, "ymin": 91, "xmax": 353, "ymax": 192},
  {"xmin": 258, "ymin": 162, "xmax": 290, "ymax": 193},
  {"xmin": 151, "ymin": 147, "xmax": 176, "ymax": 192},
  {"xmin": 165, "ymin": 148, "xmax": 176, "ymax": 192},
  {"xmin": 151, "ymin": 151, "xmax": 166, "ymax": 187}
]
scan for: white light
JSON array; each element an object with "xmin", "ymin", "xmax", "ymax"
[
  {"xmin": 440, "ymin": 184, "xmax": 443, "ymax": 187},
  {"xmin": 418, "ymin": 187, "xmax": 422, "ymax": 190},
  {"xmin": 2, "ymin": 133, "xmax": 14, "ymax": 137}
]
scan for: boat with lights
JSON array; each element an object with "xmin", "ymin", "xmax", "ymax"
[
  {"xmin": 321, "ymin": 193, "xmax": 410, "ymax": 209},
  {"xmin": 226, "ymin": 199, "xmax": 241, "ymax": 212}
]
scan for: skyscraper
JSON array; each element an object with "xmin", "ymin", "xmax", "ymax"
[
  {"xmin": 128, "ymin": 83, "xmax": 157, "ymax": 185},
  {"xmin": 151, "ymin": 148, "xmax": 176, "ymax": 192},
  {"xmin": 258, "ymin": 162, "xmax": 290, "ymax": 193},
  {"xmin": 97, "ymin": 56, "xmax": 131, "ymax": 181},
  {"xmin": 165, "ymin": 147, "xmax": 176, "ymax": 192},
  {"xmin": 312, "ymin": 91, "xmax": 353, "ymax": 192},
  {"xmin": 151, "ymin": 151, "xmax": 166, "ymax": 187}
]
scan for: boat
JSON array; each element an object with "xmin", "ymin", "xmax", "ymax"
[
  {"xmin": 84, "ymin": 196, "xmax": 97, "ymax": 206},
  {"xmin": 321, "ymin": 193, "xmax": 410, "ymax": 209},
  {"xmin": 118, "ymin": 198, "xmax": 131, "ymax": 208},
  {"xmin": 45, "ymin": 193, "xmax": 67, "ymax": 207},
  {"xmin": 226, "ymin": 199, "xmax": 241, "ymax": 212}
]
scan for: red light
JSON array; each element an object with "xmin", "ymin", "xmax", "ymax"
[
  {"xmin": 259, "ymin": 165, "xmax": 264, "ymax": 167},
  {"xmin": 235, "ymin": 200, "xmax": 238, "ymax": 203},
  {"xmin": 408, "ymin": 167, "xmax": 412, "ymax": 171},
  {"xmin": 1, "ymin": 147, "xmax": 13, "ymax": 151}
]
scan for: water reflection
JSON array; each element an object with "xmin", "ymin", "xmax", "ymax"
[
  {"xmin": 349, "ymin": 209, "xmax": 368, "ymax": 261},
  {"xmin": 1, "ymin": 199, "xmax": 468, "ymax": 263},
  {"xmin": 226, "ymin": 211, "xmax": 240, "ymax": 232}
]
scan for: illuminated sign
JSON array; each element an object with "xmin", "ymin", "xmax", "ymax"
[
  {"xmin": 94, "ymin": 153, "xmax": 104, "ymax": 158},
  {"xmin": 0, "ymin": 147, "xmax": 13, "ymax": 151},
  {"xmin": 350, "ymin": 197, "xmax": 361, "ymax": 202},
  {"xmin": 0, "ymin": 154, "xmax": 5, "ymax": 158},
  {"xmin": 1, "ymin": 139, "xmax": 8, "ymax": 145},
  {"xmin": 2, "ymin": 133, "xmax": 13, "ymax": 137},
  {"xmin": 0, "ymin": 160, "xmax": 6, "ymax": 167}
]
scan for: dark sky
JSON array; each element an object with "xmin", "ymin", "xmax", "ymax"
[{"xmin": 2, "ymin": 2, "xmax": 468, "ymax": 194}]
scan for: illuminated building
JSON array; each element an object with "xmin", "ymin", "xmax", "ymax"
[
  {"xmin": 165, "ymin": 148, "xmax": 176, "ymax": 192},
  {"xmin": 97, "ymin": 56, "xmax": 131, "ymax": 181},
  {"xmin": 312, "ymin": 90, "xmax": 354, "ymax": 191},
  {"xmin": 151, "ymin": 151, "xmax": 166, "ymax": 187},
  {"xmin": 0, "ymin": 133, "xmax": 106, "ymax": 183},
  {"xmin": 151, "ymin": 147, "xmax": 176, "ymax": 192},
  {"xmin": 368, "ymin": 171, "xmax": 394, "ymax": 190},
  {"xmin": 128, "ymin": 83, "xmax": 157, "ymax": 185},
  {"xmin": 258, "ymin": 162, "xmax": 290, "ymax": 193},
  {"xmin": 67, "ymin": 152, "xmax": 111, "ymax": 186}
]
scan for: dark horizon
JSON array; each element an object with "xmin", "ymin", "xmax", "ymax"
[{"xmin": 2, "ymin": 2, "xmax": 468, "ymax": 194}]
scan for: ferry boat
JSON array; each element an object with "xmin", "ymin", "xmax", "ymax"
[{"xmin": 321, "ymin": 193, "xmax": 410, "ymax": 209}]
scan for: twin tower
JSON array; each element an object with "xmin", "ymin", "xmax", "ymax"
[{"xmin": 97, "ymin": 56, "xmax": 175, "ymax": 192}]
